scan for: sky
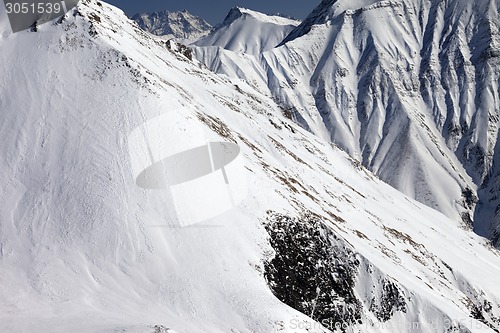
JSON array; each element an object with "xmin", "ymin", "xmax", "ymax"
[{"xmin": 105, "ymin": 0, "xmax": 320, "ymax": 25}]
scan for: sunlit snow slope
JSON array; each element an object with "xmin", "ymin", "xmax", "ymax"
[
  {"xmin": 0, "ymin": 1, "xmax": 500, "ymax": 332},
  {"xmin": 192, "ymin": 0, "xmax": 500, "ymax": 247}
]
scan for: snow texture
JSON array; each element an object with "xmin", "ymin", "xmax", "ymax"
[{"xmin": 0, "ymin": 1, "xmax": 500, "ymax": 332}]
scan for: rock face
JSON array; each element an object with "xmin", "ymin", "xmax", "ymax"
[
  {"xmin": 264, "ymin": 212, "xmax": 364, "ymax": 327},
  {"xmin": 132, "ymin": 9, "xmax": 211, "ymax": 40},
  {"xmin": 264, "ymin": 211, "xmax": 412, "ymax": 329},
  {"xmin": 191, "ymin": 0, "xmax": 500, "ymax": 247},
  {"xmin": 264, "ymin": 211, "xmax": 500, "ymax": 332}
]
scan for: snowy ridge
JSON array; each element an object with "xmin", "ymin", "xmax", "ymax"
[
  {"xmin": 280, "ymin": 0, "xmax": 388, "ymax": 45},
  {"xmin": 0, "ymin": 1, "xmax": 500, "ymax": 332},
  {"xmin": 233, "ymin": 7, "xmax": 300, "ymax": 26},
  {"xmin": 191, "ymin": 0, "xmax": 500, "ymax": 247},
  {"xmin": 132, "ymin": 9, "xmax": 211, "ymax": 41}
]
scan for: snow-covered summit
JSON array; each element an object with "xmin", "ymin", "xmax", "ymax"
[
  {"xmin": 280, "ymin": 0, "xmax": 384, "ymax": 44},
  {"xmin": 132, "ymin": 9, "xmax": 211, "ymax": 40},
  {"xmin": 222, "ymin": 7, "xmax": 300, "ymax": 27},
  {"xmin": 194, "ymin": 7, "xmax": 299, "ymax": 54}
]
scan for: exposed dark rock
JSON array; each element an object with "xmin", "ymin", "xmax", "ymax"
[
  {"xmin": 263, "ymin": 212, "xmax": 362, "ymax": 330},
  {"xmin": 462, "ymin": 188, "xmax": 478, "ymax": 210},
  {"xmin": 166, "ymin": 40, "xmax": 193, "ymax": 61},
  {"xmin": 369, "ymin": 279, "xmax": 407, "ymax": 322}
]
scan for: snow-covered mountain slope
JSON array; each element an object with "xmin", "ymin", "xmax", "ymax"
[
  {"xmin": 1, "ymin": 1, "xmax": 500, "ymax": 332},
  {"xmin": 191, "ymin": 0, "xmax": 500, "ymax": 247},
  {"xmin": 132, "ymin": 9, "xmax": 211, "ymax": 40},
  {"xmin": 193, "ymin": 7, "xmax": 299, "ymax": 55}
]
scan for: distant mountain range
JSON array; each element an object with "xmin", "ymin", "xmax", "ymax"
[{"xmin": 132, "ymin": 9, "xmax": 212, "ymax": 40}]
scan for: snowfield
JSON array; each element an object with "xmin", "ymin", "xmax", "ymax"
[{"xmin": 0, "ymin": 1, "xmax": 499, "ymax": 332}]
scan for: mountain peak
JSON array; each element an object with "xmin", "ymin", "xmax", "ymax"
[
  {"xmin": 218, "ymin": 6, "xmax": 299, "ymax": 29},
  {"xmin": 132, "ymin": 9, "xmax": 212, "ymax": 40},
  {"xmin": 218, "ymin": 6, "xmax": 244, "ymax": 27},
  {"xmin": 280, "ymin": 0, "xmax": 387, "ymax": 45},
  {"xmin": 194, "ymin": 7, "xmax": 299, "ymax": 54}
]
